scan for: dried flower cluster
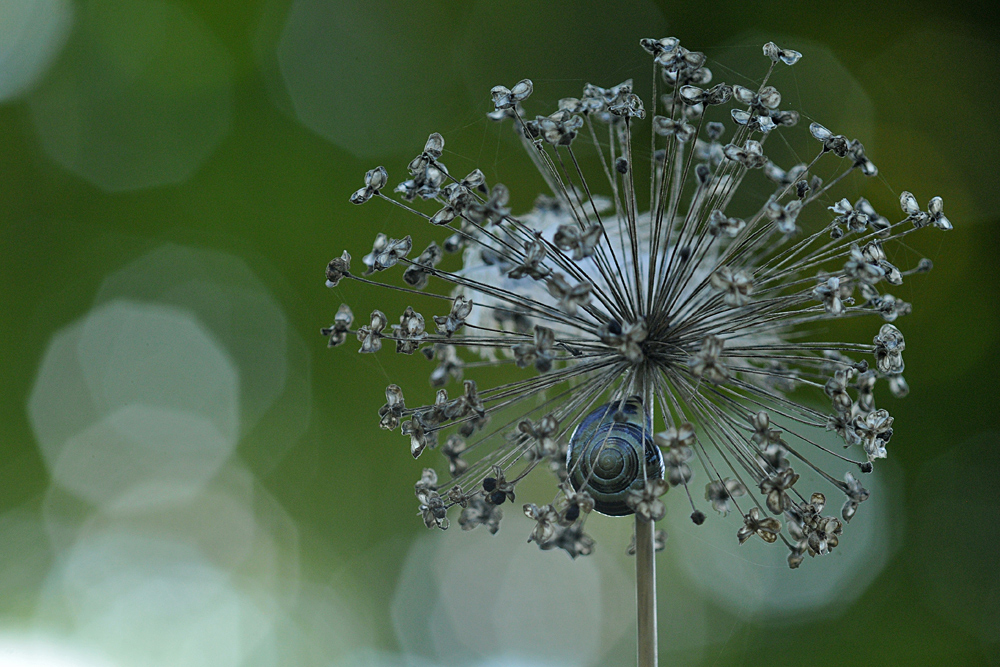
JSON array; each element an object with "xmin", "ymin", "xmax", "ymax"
[{"xmin": 325, "ymin": 38, "xmax": 949, "ymax": 567}]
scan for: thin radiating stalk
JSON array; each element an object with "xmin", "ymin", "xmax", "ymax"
[
  {"xmin": 332, "ymin": 38, "xmax": 952, "ymax": 656},
  {"xmin": 636, "ymin": 515, "xmax": 657, "ymax": 667}
]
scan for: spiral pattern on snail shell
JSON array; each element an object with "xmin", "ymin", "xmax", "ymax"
[{"xmin": 566, "ymin": 396, "xmax": 665, "ymax": 516}]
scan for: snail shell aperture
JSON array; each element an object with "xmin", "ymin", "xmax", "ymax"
[{"xmin": 566, "ymin": 396, "xmax": 665, "ymax": 516}]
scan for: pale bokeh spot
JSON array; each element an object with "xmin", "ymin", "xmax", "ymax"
[
  {"xmin": 94, "ymin": 244, "xmax": 311, "ymax": 471},
  {"xmin": 392, "ymin": 517, "xmax": 632, "ymax": 667},
  {"xmin": 665, "ymin": 434, "xmax": 903, "ymax": 620},
  {"xmin": 41, "ymin": 529, "xmax": 269, "ymax": 667},
  {"xmin": 27, "ymin": 0, "xmax": 232, "ymax": 190},
  {"xmin": 52, "ymin": 405, "xmax": 234, "ymax": 511},
  {"xmin": 0, "ymin": 0, "xmax": 73, "ymax": 102},
  {"xmin": 276, "ymin": 0, "xmax": 467, "ymax": 159},
  {"xmin": 34, "ymin": 462, "xmax": 309, "ymax": 667},
  {"xmin": 29, "ymin": 300, "xmax": 239, "ymax": 509},
  {"xmin": 0, "ymin": 633, "xmax": 118, "ymax": 667}
]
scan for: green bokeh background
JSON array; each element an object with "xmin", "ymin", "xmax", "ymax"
[{"xmin": 2, "ymin": 0, "xmax": 999, "ymax": 665}]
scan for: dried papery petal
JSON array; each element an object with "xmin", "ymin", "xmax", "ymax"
[
  {"xmin": 763, "ymin": 41, "xmax": 802, "ymax": 66},
  {"xmin": 350, "ymin": 166, "xmax": 388, "ymax": 205},
  {"xmin": 325, "ymin": 251, "xmax": 351, "ymax": 287},
  {"xmin": 625, "ymin": 479, "xmax": 669, "ymax": 521},
  {"xmin": 928, "ymin": 196, "xmax": 953, "ymax": 230},
  {"xmin": 491, "ymin": 79, "xmax": 533, "ymax": 110},
  {"xmin": 378, "ymin": 384, "xmax": 406, "ymax": 431},
  {"xmin": 874, "ymin": 324, "xmax": 906, "ymax": 374},
  {"xmin": 738, "ymin": 507, "xmax": 782, "ymax": 544},
  {"xmin": 689, "ymin": 336, "xmax": 729, "ymax": 384},
  {"xmin": 321, "ymin": 303, "xmax": 354, "ymax": 347},
  {"xmin": 710, "ymin": 266, "xmax": 754, "ymax": 306},
  {"xmin": 356, "ymin": 310, "xmax": 387, "ymax": 353}
]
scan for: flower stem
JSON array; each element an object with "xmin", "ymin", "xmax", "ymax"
[{"xmin": 636, "ymin": 514, "xmax": 658, "ymax": 667}]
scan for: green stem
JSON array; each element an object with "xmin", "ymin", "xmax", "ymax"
[{"xmin": 636, "ymin": 514, "xmax": 658, "ymax": 667}]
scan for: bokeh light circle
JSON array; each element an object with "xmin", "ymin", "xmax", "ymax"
[
  {"xmin": 93, "ymin": 243, "xmax": 311, "ymax": 470},
  {"xmin": 35, "ymin": 462, "xmax": 305, "ymax": 667},
  {"xmin": 0, "ymin": 0, "xmax": 73, "ymax": 102},
  {"xmin": 392, "ymin": 516, "xmax": 632, "ymax": 667},
  {"xmin": 0, "ymin": 633, "xmax": 118, "ymax": 667},
  {"xmin": 29, "ymin": 299, "xmax": 239, "ymax": 509},
  {"xmin": 27, "ymin": 0, "xmax": 232, "ymax": 191},
  {"xmin": 665, "ymin": 436, "xmax": 903, "ymax": 620},
  {"xmin": 276, "ymin": 0, "xmax": 469, "ymax": 160}
]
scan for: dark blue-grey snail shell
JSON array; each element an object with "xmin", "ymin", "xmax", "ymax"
[{"xmin": 566, "ymin": 396, "xmax": 665, "ymax": 516}]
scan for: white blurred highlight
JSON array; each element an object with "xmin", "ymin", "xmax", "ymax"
[
  {"xmin": 19, "ymin": 244, "xmax": 374, "ymax": 664},
  {"xmin": 29, "ymin": 300, "xmax": 238, "ymax": 508},
  {"xmin": 0, "ymin": 0, "xmax": 72, "ymax": 102},
  {"xmin": 94, "ymin": 244, "xmax": 311, "ymax": 471},
  {"xmin": 34, "ymin": 464, "xmax": 300, "ymax": 667},
  {"xmin": 0, "ymin": 633, "xmax": 117, "ymax": 667},
  {"xmin": 392, "ymin": 518, "xmax": 631, "ymax": 667}
]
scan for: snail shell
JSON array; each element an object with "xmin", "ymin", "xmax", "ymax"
[{"xmin": 566, "ymin": 396, "xmax": 665, "ymax": 516}]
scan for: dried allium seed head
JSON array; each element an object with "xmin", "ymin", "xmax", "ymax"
[{"xmin": 325, "ymin": 38, "xmax": 950, "ymax": 565}]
